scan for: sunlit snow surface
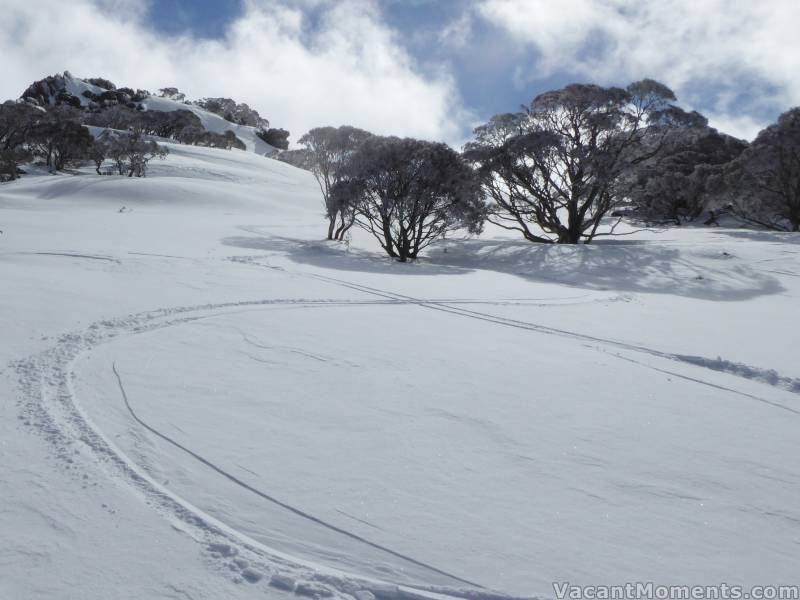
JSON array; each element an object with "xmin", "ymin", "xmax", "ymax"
[{"xmin": 2, "ymin": 142, "xmax": 799, "ymax": 599}]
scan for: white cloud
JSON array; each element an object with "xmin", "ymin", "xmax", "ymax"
[
  {"xmin": 477, "ymin": 0, "xmax": 800, "ymax": 140},
  {"xmin": 439, "ymin": 11, "xmax": 474, "ymax": 49},
  {"xmin": 0, "ymin": 0, "xmax": 468, "ymax": 144}
]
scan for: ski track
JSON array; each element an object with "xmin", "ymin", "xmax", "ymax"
[
  {"xmin": 11, "ymin": 244, "xmax": 798, "ymax": 600},
  {"xmin": 12, "ymin": 298, "xmax": 526, "ymax": 600},
  {"xmin": 247, "ymin": 258, "xmax": 799, "ymax": 403},
  {"xmin": 112, "ymin": 362, "xmax": 485, "ymax": 589},
  {"xmin": 17, "ymin": 251, "xmax": 121, "ymax": 263}
]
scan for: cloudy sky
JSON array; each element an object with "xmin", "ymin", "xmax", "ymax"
[{"xmin": 2, "ymin": 0, "xmax": 799, "ymax": 146}]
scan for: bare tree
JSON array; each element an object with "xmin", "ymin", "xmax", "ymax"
[
  {"xmin": 336, "ymin": 136, "xmax": 487, "ymax": 261},
  {"xmin": 297, "ymin": 126, "xmax": 373, "ymax": 240},
  {"xmin": 466, "ymin": 80, "xmax": 704, "ymax": 243}
]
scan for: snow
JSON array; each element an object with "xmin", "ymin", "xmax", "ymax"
[
  {"xmin": 63, "ymin": 75, "xmax": 108, "ymax": 106},
  {"xmin": 140, "ymin": 94, "xmax": 276, "ymax": 155},
  {"xmin": 1, "ymin": 138, "xmax": 799, "ymax": 599},
  {"xmin": 46, "ymin": 72, "xmax": 276, "ymax": 154}
]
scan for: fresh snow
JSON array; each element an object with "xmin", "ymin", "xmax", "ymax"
[
  {"xmin": 1, "ymin": 139, "xmax": 799, "ymax": 600},
  {"xmin": 55, "ymin": 72, "xmax": 276, "ymax": 155},
  {"xmin": 140, "ymin": 94, "xmax": 276, "ymax": 155}
]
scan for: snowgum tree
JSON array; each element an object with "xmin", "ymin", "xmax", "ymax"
[
  {"xmin": 726, "ymin": 108, "xmax": 800, "ymax": 231},
  {"xmin": 86, "ymin": 77, "xmax": 117, "ymax": 91},
  {"xmin": 298, "ymin": 126, "xmax": 373, "ymax": 240},
  {"xmin": 29, "ymin": 106, "xmax": 94, "ymax": 171},
  {"xmin": 157, "ymin": 87, "xmax": 185, "ymax": 102},
  {"xmin": 123, "ymin": 132, "xmax": 168, "ymax": 177},
  {"xmin": 335, "ymin": 136, "xmax": 487, "ymax": 261},
  {"xmin": 465, "ymin": 80, "xmax": 705, "ymax": 243},
  {"xmin": 256, "ymin": 127, "xmax": 290, "ymax": 150},
  {"xmin": 274, "ymin": 148, "xmax": 312, "ymax": 170},
  {"xmin": 95, "ymin": 130, "xmax": 168, "ymax": 177},
  {"xmin": 0, "ymin": 102, "xmax": 41, "ymax": 180},
  {"xmin": 194, "ymin": 97, "xmax": 268, "ymax": 128},
  {"xmin": 626, "ymin": 125, "xmax": 748, "ymax": 224}
]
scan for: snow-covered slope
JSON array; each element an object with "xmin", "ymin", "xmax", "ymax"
[
  {"xmin": 141, "ymin": 95, "xmax": 275, "ymax": 155},
  {"xmin": 1, "ymin": 142, "xmax": 799, "ymax": 599}
]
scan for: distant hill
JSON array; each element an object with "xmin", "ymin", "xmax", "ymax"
[{"xmin": 19, "ymin": 71, "xmax": 282, "ymax": 155}]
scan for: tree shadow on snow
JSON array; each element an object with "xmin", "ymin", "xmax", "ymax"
[
  {"xmin": 222, "ymin": 234, "xmax": 472, "ymax": 277},
  {"xmin": 425, "ymin": 238, "xmax": 783, "ymax": 301},
  {"xmin": 223, "ymin": 233, "xmax": 782, "ymax": 300},
  {"xmin": 709, "ymin": 229, "xmax": 800, "ymax": 244}
]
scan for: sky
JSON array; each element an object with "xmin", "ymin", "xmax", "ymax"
[{"xmin": 2, "ymin": 0, "xmax": 800, "ymax": 146}]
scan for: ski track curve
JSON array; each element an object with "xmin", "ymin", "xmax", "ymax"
[
  {"xmin": 12, "ymin": 299, "xmax": 528, "ymax": 600},
  {"xmin": 10, "ymin": 247, "xmax": 797, "ymax": 600},
  {"xmin": 111, "ymin": 362, "xmax": 487, "ymax": 590}
]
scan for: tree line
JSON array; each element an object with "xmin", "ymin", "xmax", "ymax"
[
  {"xmin": 280, "ymin": 79, "xmax": 799, "ymax": 261},
  {"xmin": 0, "ymin": 95, "xmax": 266, "ymax": 181}
]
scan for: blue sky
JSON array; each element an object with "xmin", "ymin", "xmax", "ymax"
[
  {"xmin": 3, "ymin": 0, "xmax": 800, "ymax": 144},
  {"xmin": 137, "ymin": 0, "xmax": 800, "ymax": 143},
  {"xmin": 145, "ymin": 0, "xmax": 555, "ymax": 126}
]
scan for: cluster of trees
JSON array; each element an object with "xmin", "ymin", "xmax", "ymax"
[
  {"xmin": 193, "ymin": 97, "xmax": 268, "ymax": 128},
  {"xmin": 1, "ymin": 75, "xmax": 266, "ymax": 180},
  {"xmin": 0, "ymin": 101, "xmax": 170, "ymax": 180},
  {"xmin": 256, "ymin": 127, "xmax": 290, "ymax": 150},
  {"xmin": 91, "ymin": 129, "xmax": 168, "ymax": 177},
  {"xmin": 18, "ymin": 74, "xmax": 291, "ymax": 151},
  {"xmin": 82, "ymin": 105, "xmax": 247, "ymax": 149},
  {"xmin": 284, "ymin": 79, "xmax": 799, "ymax": 260},
  {"xmin": 466, "ymin": 81, "xmax": 800, "ymax": 235},
  {"xmin": 724, "ymin": 108, "xmax": 800, "ymax": 231},
  {"xmin": 1, "ymin": 103, "xmax": 95, "ymax": 180}
]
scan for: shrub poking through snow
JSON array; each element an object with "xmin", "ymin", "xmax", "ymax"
[{"xmin": 94, "ymin": 129, "xmax": 167, "ymax": 177}]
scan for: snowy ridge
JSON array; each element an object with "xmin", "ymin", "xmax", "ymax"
[
  {"xmin": 141, "ymin": 94, "xmax": 275, "ymax": 155},
  {"xmin": 21, "ymin": 72, "xmax": 277, "ymax": 154}
]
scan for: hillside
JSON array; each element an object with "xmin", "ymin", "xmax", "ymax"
[
  {"xmin": 2, "ymin": 139, "xmax": 799, "ymax": 599},
  {"xmin": 18, "ymin": 71, "xmax": 277, "ymax": 154}
]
